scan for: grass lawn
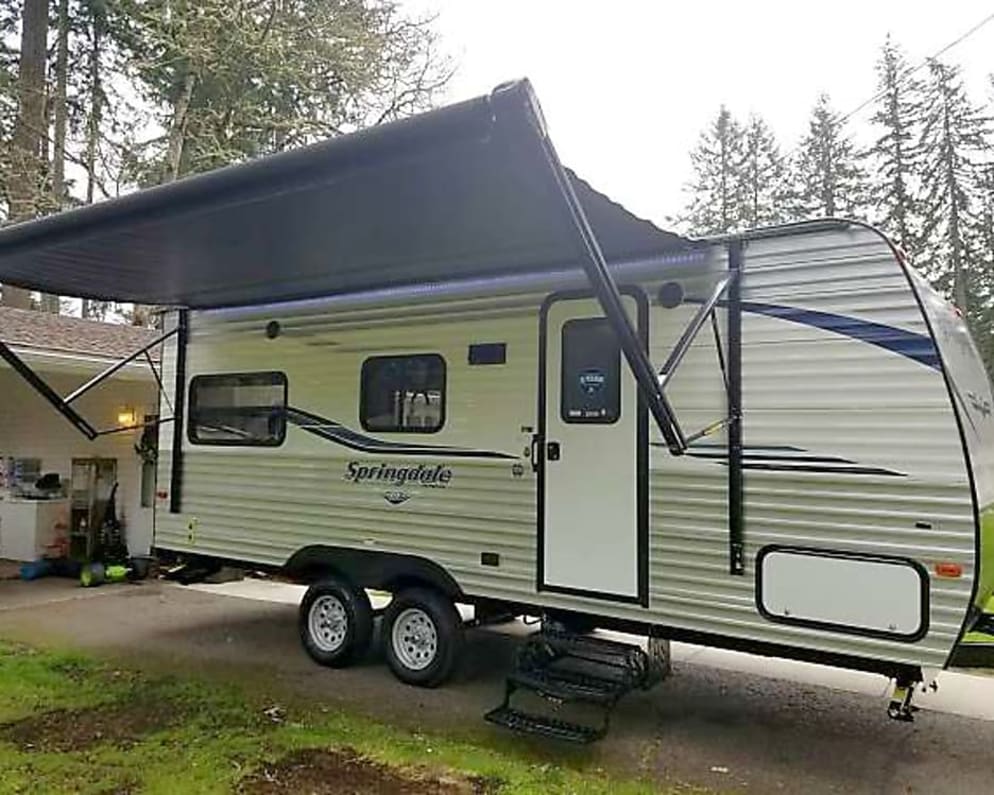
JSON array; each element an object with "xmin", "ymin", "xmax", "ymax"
[{"xmin": 0, "ymin": 640, "xmax": 702, "ymax": 794}]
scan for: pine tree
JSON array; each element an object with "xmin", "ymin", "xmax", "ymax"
[
  {"xmin": 792, "ymin": 94, "xmax": 866, "ymax": 218},
  {"xmin": 740, "ymin": 114, "xmax": 787, "ymax": 228},
  {"xmin": 918, "ymin": 59, "xmax": 990, "ymax": 316},
  {"xmin": 867, "ymin": 36, "xmax": 923, "ymax": 251},
  {"xmin": 971, "ymin": 162, "xmax": 994, "ymax": 370},
  {"xmin": 683, "ymin": 106, "xmax": 746, "ymax": 235}
]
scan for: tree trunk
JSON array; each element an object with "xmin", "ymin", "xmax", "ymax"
[
  {"xmin": 165, "ymin": 70, "xmax": 197, "ymax": 182},
  {"xmin": 80, "ymin": 2, "xmax": 110, "ymax": 322},
  {"xmin": 34, "ymin": 0, "xmax": 73, "ymax": 315},
  {"xmin": 52, "ymin": 0, "xmax": 70, "ymax": 201},
  {"xmin": 2, "ymin": 0, "xmax": 49, "ymax": 309},
  {"xmin": 85, "ymin": 7, "xmax": 103, "ymax": 205}
]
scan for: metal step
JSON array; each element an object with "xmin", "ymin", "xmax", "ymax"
[
  {"xmin": 483, "ymin": 705, "xmax": 604, "ymax": 744},
  {"xmin": 508, "ymin": 668, "xmax": 626, "ymax": 705},
  {"xmin": 519, "ymin": 629, "xmax": 651, "ymax": 690}
]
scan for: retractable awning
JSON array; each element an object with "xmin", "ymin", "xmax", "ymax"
[
  {"xmin": 0, "ymin": 79, "xmax": 687, "ymax": 309},
  {"xmin": 1, "ymin": 79, "xmax": 743, "ymax": 456}
]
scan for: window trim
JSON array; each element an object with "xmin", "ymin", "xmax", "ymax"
[
  {"xmin": 187, "ymin": 371, "xmax": 288, "ymax": 447},
  {"xmin": 359, "ymin": 353, "xmax": 447, "ymax": 434}
]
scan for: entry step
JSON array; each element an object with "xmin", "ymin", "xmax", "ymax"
[
  {"xmin": 483, "ymin": 705, "xmax": 603, "ymax": 744},
  {"xmin": 507, "ymin": 668, "xmax": 626, "ymax": 705}
]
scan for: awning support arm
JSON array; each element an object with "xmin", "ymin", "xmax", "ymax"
[
  {"xmin": 0, "ymin": 337, "xmax": 99, "ymax": 440},
  {"xmin": 144, "ymin": 349, "xmax": 174, "ymax": 415},
  {"xmin": 659, "ymin": 272, "xmax": 737, "ymax": 389},
  {"xmin": 0, "ymin": 325, "xmax": 176, "ymax": 442},
  {"xmin": 534, "ymin": 128, "xmax": 687, "ymax": 454},
  {"xmin": 64, "ymin": 326, "xmax": 177, "ymax": 405},
  {"xmin": 94, "ymin": 416, "xmax": 174, "ymax": 437}
]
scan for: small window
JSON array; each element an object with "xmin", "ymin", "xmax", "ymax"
[
  {"xmin": 561, "ymin": 318, "xmax": 621, "ymax": 424},
  {"xmin": 188, "ymin": 372, "xmax": 287, "ymax": 446},
  {"xmin": 360, "ymin": 354, "xmax": 445, "ymax": 433}
]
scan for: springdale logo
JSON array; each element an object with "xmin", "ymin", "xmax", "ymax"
[
  {"xmin": 345, "ymin": 462, "xmax": 452, "ymax": 506},
  {"xmin": 344, "ymin": 461, "xmax": 453, "ymax": 488}
]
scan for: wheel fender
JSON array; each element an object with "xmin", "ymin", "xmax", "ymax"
[{"xmin": 283, "ymin": 545, "xmax": 464, "ymax": 599}]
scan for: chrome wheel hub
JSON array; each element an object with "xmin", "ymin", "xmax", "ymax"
[
  {"xmin": 308, "ymin": 594, "xmax": 348, "ymax": 653},
  {"xmin": 391, "ymin": 607, "xmax": 438, "ymax": 671}
]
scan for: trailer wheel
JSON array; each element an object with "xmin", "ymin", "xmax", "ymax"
[
  {"xmin": 299, "ymin": 578, "xmax": 373, "ymax": 667},
  {"xmin": 383, "ymin": 588, "xmax": 464, "ymax": 687}
]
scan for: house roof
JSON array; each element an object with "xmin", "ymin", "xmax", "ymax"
[
  {"xmin": 0, "ymin": 79, "xmax": 690, "ymax": 310},
  {"xmin": 0, "ymin": 306, "xmax": 158, "ymax": 360}
]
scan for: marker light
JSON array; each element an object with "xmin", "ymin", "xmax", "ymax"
[{"xmin": 934, "ymin": 562, "xmax": 963, "ymax": 578}]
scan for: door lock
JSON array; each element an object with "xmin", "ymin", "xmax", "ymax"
[{"xmin": 546, "ymin": 441, "xmax": 561, "ymax": 461}]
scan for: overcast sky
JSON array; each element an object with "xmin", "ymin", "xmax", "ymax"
[{"xmin": 407, "ymin": 1, "xmax": 994, "ymax": 229}]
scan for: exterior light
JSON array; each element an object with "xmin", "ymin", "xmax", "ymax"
[{"xmin": 117, "ymin": 407, "xmax": 137, "ymax": 427}]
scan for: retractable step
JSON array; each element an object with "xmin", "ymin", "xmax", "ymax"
[
  {"xmin": 485, "ymin": 626, "xmax": 662, "ymax": 743},
  {"xmin": 507, "ymin": 667, "xmax": 627, "ymax": 705},
  {"xmin": 483, "ymin": 705, "xmax": 604, "ymax": 744}
]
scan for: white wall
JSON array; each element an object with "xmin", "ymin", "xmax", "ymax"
[{"xmin": 0, "ymin": 368, "xmax": 157, "ymax": 555}]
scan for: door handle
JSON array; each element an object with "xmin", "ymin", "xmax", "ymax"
[
  {"xmin": 529, "ymin": 434, "xmax": 542, "ymax": 472},
  {"xmin": 546, "ymin": 441, "xmax": 561, "ymax": 461}
]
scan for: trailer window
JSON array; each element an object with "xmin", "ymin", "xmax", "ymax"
[
  {"xmin": 560, "ymin": 318, "xmax": 621, "ymax": 424},
  {"xmin": 360, "ymin": 354, "xmax": 445, "ymax": 433},
  {"xmin": 188, "ymin": 372, "xmax": 287, "ymax": 446}
]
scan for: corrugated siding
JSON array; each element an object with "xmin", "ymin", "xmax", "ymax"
[{"xmin": 155, "ymin": 225, "xmax": 975, "ymax": 669}]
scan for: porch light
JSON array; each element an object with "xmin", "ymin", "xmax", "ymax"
[{"xmin": 116, "ymin": 407, "xmax": 137, "ymax": 427}]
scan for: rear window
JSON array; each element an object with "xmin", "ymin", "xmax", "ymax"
[{"xmin": 188, "ymin": 372, "xmax": 287, "ymax": 446}]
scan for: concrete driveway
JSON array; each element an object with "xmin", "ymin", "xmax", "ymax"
[{"xmin": 1, "ymin": 576, "xmax": 992, "ymax": 794}]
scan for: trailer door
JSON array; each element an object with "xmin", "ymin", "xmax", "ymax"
[{"xmin": 538, "ymin": 293, "xmax": 648, "ymax": 605}]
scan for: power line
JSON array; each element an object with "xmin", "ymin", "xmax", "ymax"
[{"xmin": 839, "ymin": 9, "xmax": 994, "ymax": 126}]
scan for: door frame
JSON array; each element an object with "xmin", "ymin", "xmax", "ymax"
[{"xmin": 536, "ymin": 287, "xmax": 650, "ymax": 607}]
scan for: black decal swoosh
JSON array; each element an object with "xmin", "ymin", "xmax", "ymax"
[
  {"xmin": 654, "ymin": 443, "xmax": 906, "ymax": 477},
  {"xmin": 287, "ymin": 407, "xmax": 516, "ymax": 459}
]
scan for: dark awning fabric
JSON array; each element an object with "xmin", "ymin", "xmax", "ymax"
[{"xmin": 0, "ymin": 79, "xmax": 688, "ymax": 309}]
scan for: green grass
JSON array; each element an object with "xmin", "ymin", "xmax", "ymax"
[{"xmin": 0, "ymin": 640, "xmax": 700, "ymax": 794}]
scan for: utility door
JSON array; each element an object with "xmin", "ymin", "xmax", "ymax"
[{"xmin": 538, "ymin": 293, "xmax": 648, "ymax": 605}]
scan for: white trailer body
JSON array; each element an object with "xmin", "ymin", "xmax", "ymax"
[{"xmin": 152, "ymin": 221, "xmax": 994, "ymax": 677}]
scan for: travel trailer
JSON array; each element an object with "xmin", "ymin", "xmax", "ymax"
[{"xmin": 0, "ymin": 80, "xmax": 991, "ymax": 742}]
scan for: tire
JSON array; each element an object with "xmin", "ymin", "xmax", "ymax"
[
  {"xmin": 299, "ymin": 577, "xmax": 373, "ymax": 668},
  {"xmin": 383, "ymin": 587, "xmax": 464, "ymax": 687}
]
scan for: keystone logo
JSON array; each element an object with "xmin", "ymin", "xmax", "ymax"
[
  {"xmin": 383, "ymin": 491, "xmax": 411, "ymax": 505},
  {"xmin": 579, "ymin": 368, "xmax": 606, "ymax": 395},
  {"xmin": 345, "ymin": 461, "xmax": 453, "ymax": 488}
]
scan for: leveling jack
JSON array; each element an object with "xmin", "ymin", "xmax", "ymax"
[{"xmin": 887, "ymin": 673, "xmax": 935, "ymax": 722}]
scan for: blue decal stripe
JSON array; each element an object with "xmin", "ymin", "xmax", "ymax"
[{"xmin": 738, "ymin": 301, "xmax": 941, "ymax": 371}]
